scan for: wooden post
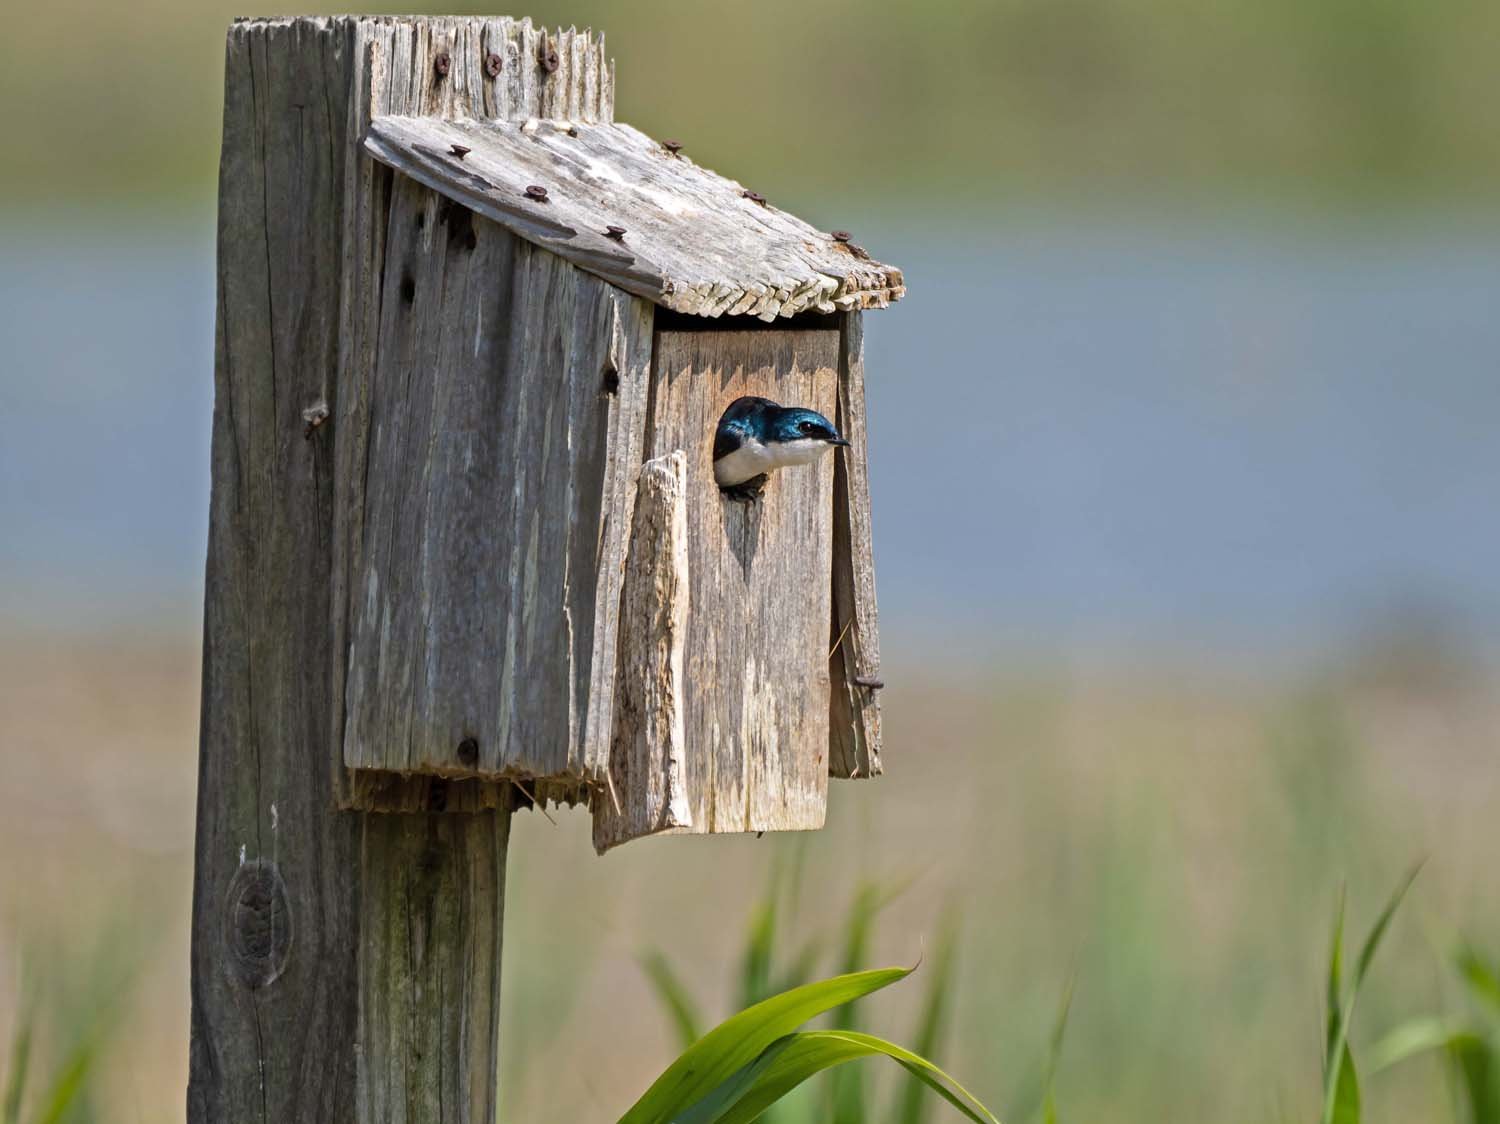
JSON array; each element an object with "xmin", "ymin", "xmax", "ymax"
[{"xmin": 188, "ymin": 17, "xmax": 609, "ymax": 1121}]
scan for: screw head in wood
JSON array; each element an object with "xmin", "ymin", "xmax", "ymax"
[
  {"xmin": 742, "ymin": 189, "xmax": 767, "ymax": 205},
  {"xmin": 662, "ymin": 139, "xmax": 683, "ymax": 156},
  {"xmin": 449, "ymin": 144, "xmax": 471, "ymax": 159},
  {"xmin": 524, "ymin": 184, "xmax": 549, "ymax": 202},
  {"xmin": 831, "ymin": 230, "xmax": 852, "ymax": 243},
  {"xmin": 539, "ymin": 38, "xmax": 560, "ymax": 73},
  {"xmin": 484, "ymin": 51, "xmax": 504, "ymax": 77},
  {"xmin": 434, "ymin": 51, "xmax": 451, "ymax": 78},
  {"xmin": 604, "ymin": 224, "xmax": 627, "ymax": 240}
]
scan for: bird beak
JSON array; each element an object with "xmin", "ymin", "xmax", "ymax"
[{"xmin": 829, "ymin": 437, "xmax": 851, "ymax": 447}]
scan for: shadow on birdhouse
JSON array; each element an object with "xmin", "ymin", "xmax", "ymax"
[{"xmin": 335, "ymin": 24, "xmax": 903, "ymax": 850}]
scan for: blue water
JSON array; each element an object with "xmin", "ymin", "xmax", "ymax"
[{"xmin": 4, "ymin": 207, "xmax": 1498, "ymax": 667}]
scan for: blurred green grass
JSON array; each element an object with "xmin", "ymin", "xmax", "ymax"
[
  {"xmin": 4, "ymin": 636, "xmax": 1498, "ymax": 1121},
  {"xmin": 4, "ymin": 1, "xmax": 1500, "ymax": 211}
]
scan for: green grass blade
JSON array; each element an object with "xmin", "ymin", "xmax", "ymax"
[
  {"xmin": 617, "ymin": 966, "xmax": 914, "ymax": 1124},
  {"xmin": 31, "ymin": 1033, "xmax": 101, "ymax": 1124},
  {"xmin": 1325, "ymin": 885, "xmax": 1347, "ymax": 1064},
  {"xmin": 681, "ymin": 1030, "xmax": 1001, "ymax": 1124},
  {"xmin": 1367, "ymin": 1018, "xmax": 1470, "ymax": 1074},
  {"xmin": 641, "ymin": 949, "xmax": 706, "ymax": 1051},
  {"xmin": 2, "ymin": 1006, "xmax": 33, "ymax": 1124},
  {"xmin": 895, "ymin": 915, "xmax": 961, "ymax": 1124},
  {"xmin": 1448, "ymin": 1034, "xmax": 1500, "ymax": 1124},
  {"xmin": 1040, "ymin": 972, "xmax": 1077, "ymax": 1124},
  {"xmin": 1320, "ymin": 866, "xmax": 1421, "ymax": 1124},
  {"xmin": 1456, "ymin": 944, "xmax": 1500, "ymax": 1016}
]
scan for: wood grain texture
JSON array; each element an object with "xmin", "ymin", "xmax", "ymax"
[
  {"xmin": 357, "ymin": 810, "xmax": 510, "ymax": 1124},
  {"xmin": 327, "ymin": 15, "xmax": 625, "ymax": 812},
  {"xmin": 642, "ymin": 331, "xmax": 839, "ymax": 835},
  {"xmin": 363, "ymin": 115, "xmax": 905, "ymax": 322},
  {"xmin": 193, "ymin": 16, "xmax": 614, "ymax": 1122},
  {"xmin": 340, "ymin": 186, "xmax": 653, "ymax": 788},
  {"xmin": 191, "ymin": 20, "xmax": 361, "ymax": 1122},
  {"xmin": 593, "ymin": 452, "xmax": 694, "ymax": 853},
  {"xmin": 828, "ymin": 312, "xmax": 884, "ymax": 778}
]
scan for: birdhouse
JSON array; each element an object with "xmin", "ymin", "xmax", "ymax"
[{"xmin": 307, "ymin": 16, "xmax": 902, "ymax": 850}]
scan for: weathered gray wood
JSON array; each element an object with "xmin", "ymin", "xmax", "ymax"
[
  {"xmin": 641, "ymin": 331, "xmax": 839, "ymax": 834},
  {"xmin": 340, "ymin": 187, "xmax": 654, "ymax": 788},
  {"xmin": 362, "ymin": 115, "xmax": 906, "ymax": 322},
  {"xmin": 357, "ymin": 810, "xmax": 510, "ymax": 1124},
  {"xmin": 593, "ymin": 452, "xmax": 694, "ymax": 852},
  {"xmin": 193, "ymin": 16, "xmax": 614, "ymax": 1123},
  {"xmin": 191, "ymin": 20, "xmax": 361, "ymax": 1121},
  {"xmin": 829, "ymin": 312, "xmax": 884, "ymax": 777}
]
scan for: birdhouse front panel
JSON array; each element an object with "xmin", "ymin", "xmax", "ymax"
[{"xmin": 633, "ymin": 328, "xmax": 840, "ymax": 840}]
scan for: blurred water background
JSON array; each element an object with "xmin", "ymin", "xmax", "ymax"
[{"xmin": 3, "ymin": 2, "xmax": 1499, "ymax": 1121}]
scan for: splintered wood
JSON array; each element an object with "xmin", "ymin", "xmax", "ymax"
[
  {"xmin": 597, "ymin": 330, "xmax": 840, "ymax": 846},
  {"xmin": 593, "ymin": 452, "xmax": 695, "ymax": 852}
]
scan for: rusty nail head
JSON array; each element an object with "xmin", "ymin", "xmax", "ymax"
[
  {"xmin": 605, "ymin": 224, "xmax": 626, "ymax": 239},
  {"xmin": 449, "ymin": 144, "xmax": 471, "ymax": 159},
  {"xmin": 567, "ymin": 124, "xmax": 580, "ymax": 137},
  {"xmin": 525, "ymin": 184, "xmax": 549, "ymax": 202},
  {"xmin": 663, "ymin": 139, "xmax": 683, "ymax": 155},
  {"xmin": 743, "ymin": 189, "xmax": 766, "ymax": 205},
  {"xmin": 540, "ymin": 39, "xmax": 560, "ymax": 73},
  {"xmin": 457, "ymin": 737, "xmax": 479, "ymax": 765},
  {"xmin": 831, "ymin": 230, "xmax": 852, "ymax": 243},
  {"xmin": 485, "ymin": 51, "xmax": 503, "ymax": 77},
  {"xmin": 854, "ymin": 675, "xmax": 885, "ymax": 690},
  {"xmin": 434, "ymin": 51, "xmax": 451, "ymax": 77}
]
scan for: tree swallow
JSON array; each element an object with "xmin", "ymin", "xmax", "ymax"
[{"xmin": 713, "ymin": 396, "xmax": 850, "ymax": 502}]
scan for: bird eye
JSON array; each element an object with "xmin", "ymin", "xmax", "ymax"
[{"xmin": 798, "ymin": 420, "xmax": 815, "ymax": 434}]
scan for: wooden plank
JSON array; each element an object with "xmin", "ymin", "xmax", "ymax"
[
  {"xmin": 641, "ymin": 331, "xmax": 839, "ymax": 834},
  {"xmin": 191, "ymin": 20, "xmax": 362, "ymax": 1122},
  {"xmin": 829, "ymin": 312, "xmax": 884, "ymax": 777},
  {"xmin": 357, "ymin": 810, "xmax": 510, "ymax": 1124},
  {"xmin": 593, "ymin": 452, "xmax": 695, "ymax": 852},
  {"xmin": 362, "ymin": 116, "xmax": 906, "ymax": 322},
  {"xmin": 193, "ymin": 17, "xmax": 615, "ymax": 1123},
  {"xmin": 340, "ymin": 190, "xmax": 653, "ymax": 788}
]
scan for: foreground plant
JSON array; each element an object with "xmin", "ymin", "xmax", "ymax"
[{"xmin": 617, "ymin": 966, "xmax": 1000, "ymax": 1124}]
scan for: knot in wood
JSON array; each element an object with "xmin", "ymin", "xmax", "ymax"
[{"xmin": 222, "ymin": 860, "xmax": 292, "ymax": 989}]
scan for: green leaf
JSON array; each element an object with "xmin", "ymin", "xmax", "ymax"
[
  {"xmin": 617, "ymin": 966, "xmax": 914, "ymax": 1124},
  {"xmin": 31, "ymin": 1033, "xmax": 101, "ymax": 1124},
  {"xmin": 1368, "ymin": 1017, "xmax": 1470, "ymax": 1075},
  {"xmin": 1448, "ymin": 1033, "xmax": 1500, "ymax": 1124},
  {"xmin": 678, "ymin": 1030, "xmax": 1001, "ymax": 1124},
  {"xmin": 1320, "ymin": 865, "xmax": 1421, "ymax": 1124},
  {"xmin": 896, "ymin": 915, "xmax": 961, "ymax": 1124},
  {"xmin": 642, "ymin": 949, "xmax": 706, "ymax": 1052},
  {"xmin": 1457, "ymin": 944, "xmax": 1500, "ymax": 1016}
]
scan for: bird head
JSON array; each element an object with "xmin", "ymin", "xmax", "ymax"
[{"xmin": 764, "ymin": 406, "xmax": 850, "ymax": 449}]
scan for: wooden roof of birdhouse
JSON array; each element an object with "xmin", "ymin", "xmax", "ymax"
[{"xmin": 363, "ymin": 115, "xmax": 905, "ymax": 321}]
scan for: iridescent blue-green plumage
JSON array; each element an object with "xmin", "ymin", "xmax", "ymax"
[{"xmin": 713, "ymin": 396, "xmax": 849, "ymax": 501}]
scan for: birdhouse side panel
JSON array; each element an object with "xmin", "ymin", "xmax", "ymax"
[
  {"xmin": 341, "ymin": 183, "xmax": 651, "ymax": 788},
  {"xmin": 629, "ymin": 329, "xmax": 840, "ymax": 836},
  {"xmin": 829, "ymin": 312, "xmax": 883, "ymax": 778}
]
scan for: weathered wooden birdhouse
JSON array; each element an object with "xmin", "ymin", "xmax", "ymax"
[{"xmin": 265, "ymin": 16, "xmax": 902, "ymax": 850}]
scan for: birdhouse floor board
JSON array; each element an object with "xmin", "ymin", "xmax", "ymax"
[{"xmin": 626, "ymin": 329, "xmax": 840, "ymax": 839}]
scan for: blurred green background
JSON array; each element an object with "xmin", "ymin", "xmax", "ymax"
[{"xmin": 3, "ymin": 2, "xmax": 1499, "ymax": 1122}]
